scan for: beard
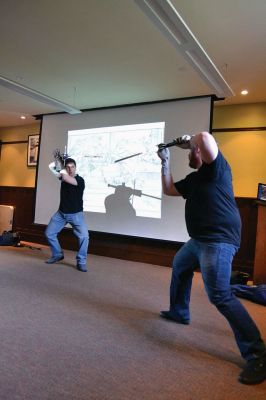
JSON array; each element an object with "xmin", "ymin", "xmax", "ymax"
[
  {"xmin": 189, "ymin": 152, "xmax": 202, "ymax": 169},
  {"xmin": 189, "ymin": 160, "xmax": 198, "ymax": 169}
]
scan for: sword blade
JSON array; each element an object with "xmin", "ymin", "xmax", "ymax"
[{"xmin": 114, "ymin": 152, "xmax": 142, "ymax": 163}]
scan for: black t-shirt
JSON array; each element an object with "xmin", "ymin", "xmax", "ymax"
[
  {"xmin": 59, "ymin": 175, "xmax": 85, "ymax": 214},
  {"xmin": 174, "ymin": 151, "xmax": 241, "ymax": 246}
]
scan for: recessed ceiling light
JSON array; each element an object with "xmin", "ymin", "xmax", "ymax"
[
  {"xmin": 20, "ymin": 115, "xmax": 26, "ymax": 119},
  {"xmin": 241, "ymin": 90, "xmax": 248, "ymax": 95}
]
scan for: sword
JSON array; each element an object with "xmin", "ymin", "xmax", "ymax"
[
  {"xmin": 114, "ymin": 138, "xmax": 183, "ymax": 163},
  {"xmin": 114, "ymin": 152, "xmax": 143, "ymax": 163}
]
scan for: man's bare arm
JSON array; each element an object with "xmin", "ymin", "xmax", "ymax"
[
  {"xmin": 157, "ymin": 147, "xmax": 181, "ymax": 196},
  {"xmin": 161, "ymin": 172, "xmax": 181, "ymax": 196},
  {"xmin": 60, "ymin": 172, "xmax": 78, "ymax": 186}
]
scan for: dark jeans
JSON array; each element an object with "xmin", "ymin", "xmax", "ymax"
[{"xmin": 170, "ymin": 239, "xmax": 266, "ymax": 361}]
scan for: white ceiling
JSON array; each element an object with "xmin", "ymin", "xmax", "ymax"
[{"xmin": 0, "ymin": 0, "xmax": 266, "ymax": 127}]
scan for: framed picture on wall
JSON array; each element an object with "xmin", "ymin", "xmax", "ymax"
[
  {"xmin": 257, "ymin": 183, "xmax": 266, "ymax": 202},
  {"xmin": 27, "ymin": 134, "xmax": 39, "ymax": 167}
]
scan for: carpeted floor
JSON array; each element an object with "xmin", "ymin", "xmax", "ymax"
[{"xmin": 0, "ymin": 243, "xmax": 265, "ymax": 399}]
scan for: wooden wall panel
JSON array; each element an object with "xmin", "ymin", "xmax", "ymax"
[
  {"xmin": 234, "ymin": 197, "xmax": 258, "ymax": 273},
  {"xmin": 253, "ymin": 202, "xmax": 266, "ymax": 284},
  {"xmin": 0, "ymin": 186, "xmax": 35, "ymax": 231},
  {"xmin": 0, "ymin": 186, "xmax": 258, "ymax": 274}
]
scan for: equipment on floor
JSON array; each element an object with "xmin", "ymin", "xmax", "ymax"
[{"xmin": 0, "ymin": 230, "xmax": 20, "ymax": 246}]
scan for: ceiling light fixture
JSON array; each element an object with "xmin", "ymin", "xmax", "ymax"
[
  {"xmin": 241, "ymin": 90, "xmax": 248, "ymax": 95},
  {"xmin": 0, "ymin": 74, "xmax": 82, "ymax": 114},
  {"xmin": 134, "ymin": 0, "xmax": 234, "ymax": 98},
  {"xmin": 20, "ymin": 115, "xmax": 26, "ymax": 119}
]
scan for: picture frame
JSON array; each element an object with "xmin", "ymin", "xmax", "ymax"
[
  {"xmin": 257, "ymin": 183, "xmax": 266, "ymax": 202},
  {"xmin": 27, "ymin": 134, "xmax": 39, "ymax": 167}
]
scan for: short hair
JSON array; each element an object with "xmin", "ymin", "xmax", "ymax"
[{"xmin": 65, "ymin": 158, "xmax": 76, "ymax": 167}]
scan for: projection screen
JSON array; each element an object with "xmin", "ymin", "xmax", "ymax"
[{"xmin": 35, "ymin": 96, "xmax": 213, "ymax": 241}]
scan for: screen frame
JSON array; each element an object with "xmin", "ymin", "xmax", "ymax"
[{"xmin": 33, "ymin": 95, "xmax": 216, "ymax": 242}]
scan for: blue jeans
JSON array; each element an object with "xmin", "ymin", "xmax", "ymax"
[
  {"xmin": 45, "ymin": 211, "xmax": 89, "ymax": 266},
  {"xmin": 169, "ymin": 239, "xmax": 266, "ymax": 361}
]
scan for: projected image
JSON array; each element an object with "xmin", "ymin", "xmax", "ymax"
[{"xmin": 67, "ymin": 122, "xmax": 165, "ymax": 218}]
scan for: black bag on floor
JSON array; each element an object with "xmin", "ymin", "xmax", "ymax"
[
  {"xmin": 0, "ymin": 231, "xmax": 20, "ymax": 246},
  {"xmin": 230, "ymin": 270, "xmax": 250, "ymax": 285}
]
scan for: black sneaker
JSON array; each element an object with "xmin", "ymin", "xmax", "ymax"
[
  {"xmin": 160, "ymin": 310, "xmax": 190, "ymax": 325},
  {"xmin": 45, "ymin": 255, "xmax": 64, "ymax": 264},
  {"xmin": 77, "ymin": 264, "xmax": 87, "ymax": 272},
  {"xmin": 239, "ymin": 353, "xmax": 266, "ymax": 385}
]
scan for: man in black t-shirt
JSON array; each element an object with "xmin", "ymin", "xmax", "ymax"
[
  {"xmin": 157, "ymin": 132, "xmax": 266, "ymax": 385},
  {"xmin": 45, "ymin": 158, "xmax": 89, "ymax": 272}
]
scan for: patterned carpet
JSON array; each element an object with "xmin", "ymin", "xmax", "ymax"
[{"xmin": 0, "ymin": 243, "xmax": 265, "ymax": 399}]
